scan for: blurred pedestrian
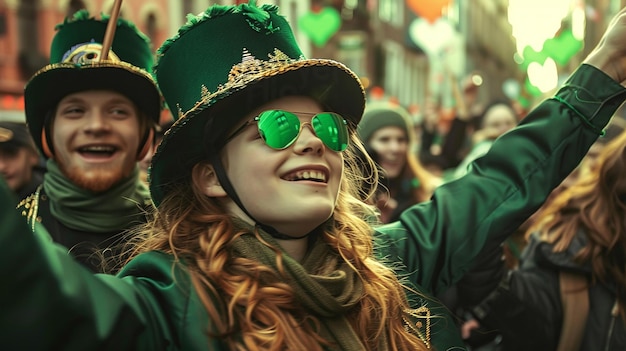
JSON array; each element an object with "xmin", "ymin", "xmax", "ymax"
[
  {"xmin": 358, "ymin": 101, "xmax": 442, "ymax": 223},
  {"xmin": 451, "ymin": 99, "xmax": 519, "ymax": 180},
  {"xmin": 0, "ymin": 121, "xmax": 44, "ymax": 199},
  {"xmin": 419, "ymin": 74, "xmax": 483, "ymax": 178}
]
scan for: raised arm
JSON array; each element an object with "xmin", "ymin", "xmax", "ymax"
[{"xmin": 375, "ymin": 6, "xmax": 626, "ymax": 295}]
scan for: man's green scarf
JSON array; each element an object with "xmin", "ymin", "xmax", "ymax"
[
  {"xmin": 43, "ymin": 160, "xmax": 151, "ymax": 233},
  {"xmin": 231, "ymin": 219, "xmax": 391, "ymax": 350}
]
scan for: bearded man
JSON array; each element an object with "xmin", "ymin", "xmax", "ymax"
[{"xmin": 18, "ymin": 11, "xmax": 161, "ymax": 273}]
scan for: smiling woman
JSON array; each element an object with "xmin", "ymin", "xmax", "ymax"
[
  {"xmin": 3, "ymin": 2, "xmax": 626, "ymax": 351},
  {"xmin": 208, "ymin": 96, "xmax": 345, "ymax": 240}
]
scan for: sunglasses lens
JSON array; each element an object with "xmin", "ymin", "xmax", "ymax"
[
  {"xmin": 257, "ymin": 110, "xmax": 301, "ymax": 149},
  {"xmin": 312, "ymin": 112, "xmax": 348, "ymax": 152},
  {"xmin": 257, "ymin": 110, "xmax": 348, "ymax": 151}
]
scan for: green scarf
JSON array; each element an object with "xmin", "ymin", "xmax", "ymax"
[
  {"xmin": 231, "ymin": 220, "xmax": 390, "ymax": 351},
  {"xmin": 43, "ymin": 160, "xmax": 151, "ymax": 233}
]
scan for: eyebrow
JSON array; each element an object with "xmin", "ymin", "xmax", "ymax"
[
  {"xmin": 106, "ymin": 98, "xmax": 134, "ymax": 105},
  {"xmin": 58, "ymin": 97, "xmax": 134, "ymax": 106},
  {"xmin": 58, "ymin": 97, "xmax": 84, "ymax": 105}
]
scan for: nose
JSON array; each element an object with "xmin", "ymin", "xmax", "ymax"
[
  {"xmin": 293, "ymin": 123, "xmax": 324, "ymax": 155},
  {"xmin": 83, "ymin": 110, "xmax": 110, "ymax": 135},
  {"xmin": 389, "ymin": 139, "xmax": 404, "ymax": 153}
]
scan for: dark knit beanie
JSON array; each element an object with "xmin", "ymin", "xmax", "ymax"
[{"xmin": 357, "ymin": 103, "xmax": 411, "ymax": 143}]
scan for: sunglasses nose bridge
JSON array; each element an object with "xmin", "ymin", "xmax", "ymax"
[
  {"xmin": 295, "ymin": 121, "xmax": 322, "ymax": 143},
  {"xmin": 300, "ymin": 121, "xmax": 315, "ymax": 134}
]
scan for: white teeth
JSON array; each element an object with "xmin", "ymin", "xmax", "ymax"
[
  {"xmin": 80, "ymin": 146, "xmax": 115, "ymax": 152},
  {"xmin": 287, "ymin": 170, "xmax": 326, "ymax": 182}
]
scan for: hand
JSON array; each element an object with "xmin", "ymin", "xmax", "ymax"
[
  {"xmin": 583, "ymin": 7, "xmax": 626, "ymax": 84},
  {"xmin": 451, "ymin": 75, "xmax": 480, "ymax": 121},
  {"xmin": 460, "ymin": 77, "xmax": 480, "ymax": 121},
  {"xmin": 376, "ymin": 193, "xmax": 398, "ymax": 224},
  {"xmin": 422, "ymin": 102, "xmax": 440, "ymax": 132},
  {"xmin": 472, "ymin": 126, "xmax": 501, "ymax": 144},
  {"xmin": 461, "ymin": 318, "xmax": 481, "ymax": 339}
]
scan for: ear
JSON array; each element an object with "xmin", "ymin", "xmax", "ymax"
[
  {"xmin": 41, "ymin": 129, "xmax": 53, "ymax": 158},
  {"xmin": 192, "ymin": 162, "xmax": 227, "ymax": 197},
  {"xmin": 137, "ymin": 128, "xmax": 155, "ymax": 161},
  {"xmin": 28, "ymin": 150, "xmax": 40, "ymax": 167}
]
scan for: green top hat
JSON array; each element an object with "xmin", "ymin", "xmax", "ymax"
[
  {"xmin": 24, "ymin": 10, "xmax": 162, "ymax": 156},
  {"xmin": 149, "ymin": 1, "xmax": 366, "ymax": 206}
]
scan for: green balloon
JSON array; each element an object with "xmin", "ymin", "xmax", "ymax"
[
  {"xmin": 518, "ymin": 96, "xmax": 530, "ymax": 109},
  {"xmin": 520, "ymin": 46, "xmax": 548, "ymax": 71},
  {"xmin": 543, "ymin": 29, "xmax": 583, "ymax": 66},
  {"xmin": 525, "ymin": 77, "xmax": 542, "ymax": 97},
  {"xmin": 298, "ymin": 7, "xmax": 342, "ymax": 47}
]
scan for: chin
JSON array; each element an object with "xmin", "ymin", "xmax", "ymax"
[
  {"xmin": 67, "ymin": 170, "xmax": 126, "ymax": 193},
  {"xmin": 301, "ymin": 206, "xmax": 334, "ymax": 225},
  {"xmin": 6, "ymin": 179, "xmax": 19, "ymax": 191},
  {"xmin": 265, "ymin": 206, "xmax": 334, "ymax": 232},
  {"xmin": 380, "ymin": 165, "xmax": 402, "ymax": 178}
]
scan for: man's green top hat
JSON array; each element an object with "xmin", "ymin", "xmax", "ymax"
[
  {"xmin": 149, "ymin": 1, "xmax": 366, "ymax": 206},
  {"xmin": 24, "ymin": 10, "xmax": 162, "ymax": 156}
]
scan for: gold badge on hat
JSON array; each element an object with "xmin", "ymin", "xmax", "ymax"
[
  {"xmin": 62, "ymin": 42, "xmax": 121, "ymax": 65},
  {"xmin": 0, "ymin": 127, "xmax": 14, "ymax": 142}
]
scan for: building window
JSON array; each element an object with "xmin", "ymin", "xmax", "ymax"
[
  {"xmin": 337, "ymin": 32, "xmax": 366, "ymax": 78},
  {"xmin": 378, "ymin": 0, "xmax": 403, "ymax": 27},
  {"xmin": 17, "ymin": 0, "xmax": 47, "ymax": 80},
  {"xmin": 383, "ymin": 40, "xmax": 403, "ymax": 100}
]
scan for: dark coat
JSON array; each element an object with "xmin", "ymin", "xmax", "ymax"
[{"xmin": 474, "ymin": 231, "xmax": 626, "ymax": 351}]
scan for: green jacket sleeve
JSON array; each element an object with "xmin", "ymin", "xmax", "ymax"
[
  {"xmin": 375, "ymin": 64, "xmax": 626, "ymax": 296},
  {"xmin": 0, "ymin": 176, "xmax": 221, "ymax": 350}
]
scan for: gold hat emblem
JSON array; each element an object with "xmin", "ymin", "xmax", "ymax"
[
  {"xmin": 62, "ymin": 42, "xmax": 120, "ymax": 64},
  {"xmin": 0, "ymin": 127, "xmax": 13, "ymax": 142}
]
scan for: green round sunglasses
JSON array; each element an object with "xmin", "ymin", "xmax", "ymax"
[{"xmin": 226, "ymin": 109, "xmax": 349, "ymax": 152}]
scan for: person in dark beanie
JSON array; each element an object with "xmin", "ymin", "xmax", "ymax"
[
  {"xmin": 0, "ymin": 121, "xmax": 44, "ymax": 199},
  {"xmin": 358, "ymin": 101, "xmax": 441, "ymax": 223}
]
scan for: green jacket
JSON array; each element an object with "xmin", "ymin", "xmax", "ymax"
[{"xmin": 1, "ymin": 64, "xmax": 624, "ymax": 350}]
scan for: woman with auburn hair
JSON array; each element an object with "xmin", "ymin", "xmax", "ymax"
[
  {"xmin": 473, "ymin": 128, "xmax": 626, "ymax": 351},
  {"xmin": 3, "ymin": 2, "xmax": 626, "ymax": 350}
]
